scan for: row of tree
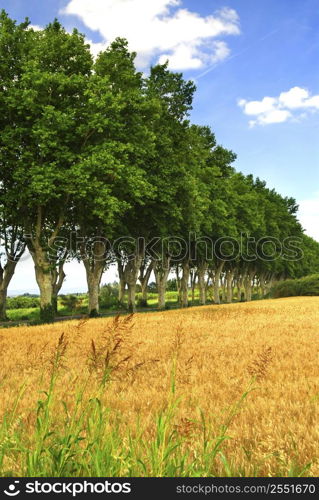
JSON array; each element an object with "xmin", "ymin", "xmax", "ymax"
[{"xmin": 0, "ymin": 11, "xmax": 318, "ymax": 321}]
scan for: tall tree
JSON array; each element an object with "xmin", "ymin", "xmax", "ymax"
[{"xmin": 76, "ymin": 38, "xmax": 157, "ymax": 316}]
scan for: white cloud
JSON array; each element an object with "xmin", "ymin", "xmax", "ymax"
[
  {"xmin": 239, "ymin": 96, "xmax": 276, "ymax": 116},
  {"xmin": 28, "ymin": 24, "xmax": 43, "ymax": 31},
  {"xmin": 278, "ymin": 87, "xmax": 309, "ymax": 109},
  {"xmin": 61, "ymin": 0, "xmax": 240, "ymax": 70},
  {"xmin": 239, "ymin": 86, "xmax": 319, "ymax": 126},
  {"xmin": 298, "ymin": 193, "xmax": 319, "ymax": 242}
]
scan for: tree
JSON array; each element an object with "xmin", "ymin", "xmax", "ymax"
[
  {"xmin": 0, "ymin": 222, "xmax": 25, "ymax": 321},
  {"xmin": 76, "ymin": 38, "xmax": 157, "ymax": 316},
  {"xmin": 0, "ymin": 16, "xmax": 97, "ymax": 321}
]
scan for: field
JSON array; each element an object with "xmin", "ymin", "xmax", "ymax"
[{"xmin": 1, "ymin": 296, "xmax": 319, "ymax": 477}]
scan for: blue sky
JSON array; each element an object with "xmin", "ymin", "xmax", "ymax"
[{"xmin": 1, "ymin": 0, "xmax": 319, "ymax": 293}]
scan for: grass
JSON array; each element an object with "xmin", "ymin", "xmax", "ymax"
[
  {"xmin": 4, "ymin": 289, "xmax": 237, "ymax": 323},
  {"xmin": 6, "ymin": 307, "xmax": 40, "ymax": 322},
  {"xmin": 0, "ymin": 297, "xmax": 318, "ymax": 477}
]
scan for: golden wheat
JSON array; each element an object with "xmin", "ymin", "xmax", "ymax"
[{"xmin": 1, "ymin": 296, "xmax": 319, "ymax": 476}]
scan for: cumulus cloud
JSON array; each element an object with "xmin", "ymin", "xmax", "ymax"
[
  {"xmin": 60, "ymin": 0, "xmax": 240, "ymax": 70},
  {"xmin": 238, "ymin": 86, "xmax": 319, "ymax": 126},
  {"xmin": 28, "ymin": 24, "xmax": 43, "ymax": 31}
]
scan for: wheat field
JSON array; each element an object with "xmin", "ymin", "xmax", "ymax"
[{"xmin": 1, "ymin": 296, "xmax": 319, "ymax": 477}]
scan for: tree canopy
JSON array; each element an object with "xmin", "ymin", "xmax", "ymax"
[{"xmin": 0, "ymin": 10, "xmax": 318, "ymax": 320}]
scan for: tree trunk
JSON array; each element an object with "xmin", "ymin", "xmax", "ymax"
[
  {"xmin": 226, "ymin": 269, "xmax": 235, "ymax": 303},
  {"xmin": 221, "ymin": 276, "xmax": 226, "ymax": 302},
  {"xmin": 153, "ymin": 256, "xmax": 171, "ymax": 310},
  {"xmin": 139, "ymin": 261, "xmax": 153, "ymax": 306},
  {"xmin": 190, "ymin": 269, "xmax": 197, "ymax": 303},
  {"xmin": 0, "ymin": 288, "xmax": 8, "ymax": 322},
  {"xmin": 28, "ymin": 238, "xmax": 57, "ymax": 322},
  {"xmin": 86, "ymin": 268, "xmax": 104, "ymax": 317},
  {"xmin": 26, "ymin": 207, "xmax": 66, "ymax": 322},
  {"xmin": 238, "ymin": 269, "xmax": 247, "ymax": 301},
  {"xmin": 176, "ymin": 265, "xmax": 182, "ymax": 305},
  {"xmin": 181, "ymin": 261, "xmax": 190, "ymax": 308},
  {"xmin": 127, "ymin": 283, "xmax": 137, "ymax": 312},
  {"xmin": 213, "ymin": 261, "xmax": 225, "ymax": 304},
  {"xmin": 51, "ymin": 261, "xmax": 66, "ymax": 315},
  {"xmin": 34, "ymin": 263, "xmax": 55, "ymax": 322},
  {"xmin": 0, "ymin": 238, "xmax": 26, "ymax": 322},
  {"xmin": 123, "ymin": 254, "xmax": 143, "ymax": 313},
  {"xmin": 119, "ymin": 278, "xmax": 126, "ymax": 302},
  {"xmin": 117, "ymin": 260, "xmax": 126, "ymax": 303},
  {"xmin": 197, "ymin": 263, "xmax": 207, "ymax": 305},
  {"xmin": 245, "ymin": 276, "xmax": 252, "ymax": 302},
  {"xmin": 0, "ymin": 259, "xmax": 18, "ymax": 321},
  {"xmin": 81, "ymin": 241, "xmax": 106, "ymax": 317},
  {"xmin": 244, "ymin": 269, "xmax": 255, "ymax": 302}
]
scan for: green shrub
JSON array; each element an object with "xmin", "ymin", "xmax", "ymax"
[
  {"xmin": 270, "ymin": 274, "xmax": 319, "ymax": 298},
  {"xmin": 59, "ymin": 295, "xmax": 84, "ymax": 313},
  {"xmin": 7, "ymin": 295, "xmax": 40, "ymax": 309},
  {"xmin": 99, "ymin": 284, "xmax": 119, "ymax": 309},
  {"xmin": 299, "ymin": 274, "xmax": 319, "ymax": 295}
]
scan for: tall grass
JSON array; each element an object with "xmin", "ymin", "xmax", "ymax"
[
  {"xmin": 0, "ymin": 323, "xmax": 256, "ymax": 477},
  {"xmin": 0, "ymin": 298, "xmax": 318, "ymax": 477},
  {"xmin": 0, "ymin": 316, "xmax": 258, "ymax": 477}
]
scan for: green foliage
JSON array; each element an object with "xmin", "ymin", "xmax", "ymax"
[
  {"xmin": 270, "ymin": 274, "xmax": 319, "ymax": 298},
  {"xmin": 7, "ymin": 295, "xmax": 40, "ymax": 309},
  {"xmin": 0, "ymin": 11, "xmax": 318, "ymax": 318},
  {"xmin": 59, "ymin": 295, "xmax": 84, "ymax": 313},
  {"xmin": 166, "ymin": 279, "xmax": 178, "ymax": 291},
  {"xmin": 99, "ymin": 284, "xmax": 119, "ymax": 310}
]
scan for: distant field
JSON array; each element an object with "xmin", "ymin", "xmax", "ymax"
[{"xmin": 1, "ymin": 297, "xmax": 319, "ymax": 477}]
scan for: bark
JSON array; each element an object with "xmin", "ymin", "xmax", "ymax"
[
  {"xmin": 127, "ymin": 283, "xmax": 136, "ymax": 312},
  {"xmin": 34, "ymin": 261, "xmax": 55, "ymax": 322},
  {"xmin": 180, "ymin": 260, "xmax": 190, "ymax": 308},
  {"xmin": 81, "ymin": 240, "xmax": 106, "ymax": 317},
  {"xmin": 244, "ymin": 276, "xmax": 252, "ymax": 302},
  {"xmin": 123, "ymin": 254, "xmax": 143, "ymax": 313},
  {"xmin": 238, "ymin": 269, "xmax": 248, "ymax": 301},
  {"xmin": 0, "ymin": 259, "xmax": 18, "ymax": 321},
  {"xmin": 213, "ymin": 261, "xmax": 225, "ymax": 304},
  {"xmin": 176, "ymin": 265, "xmax": 182, "ymax": 305},
  {"xmin": 153, "ymin": 256, "xmax": 171, "ymax": 310},
  {"xmin": 138, "ymin": 261, "xmax": 153, "ymax": 306},
  {"xmin": 206, "ymin": 269, "xmax": 214, "ymax": 302},
  {"xmin": 26, "ymin": 206, "xmax": 66, "ymax": 322},
  {"xmin": 51, "ymin": 260, "xmax": 66, "ymax": 314},
  {"xmin": 197, "ymin": 263, "xmax": 207, "ymax": 305},
  {"xmin": 0, "ymin": 230, "xmax": 26, "ymax": 321},
  {"xmin": 190, "ymin": 269, "xmax": 197, "ymax": 303},
  {"xmin": 221, "ymin": 276, "xmax": 226, "ymax": 302},
  {"xmin": 259, "ymin": 274, "xmax": 266, "ymax": 297},
  {"xmin": 244, "ymin": 268, "xmax": 256, "ymax": 302},
  {"xmin": 119, "ymin": 278, "xmax": 126, "ymax": 302},
  {"xmin": 226, "ymin": 269, "xmax": 235, "ymax": 303},
  {"xmin": 231, "ymin": 282, "xmax": 236, "ymax": 301},
  {"xmin": 117, "ymin": 260, "xmax": 126, "ymax": 302},
  {"xmin": 86, "ymin": 265, "xmax": 104, "ymax": 317}
]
